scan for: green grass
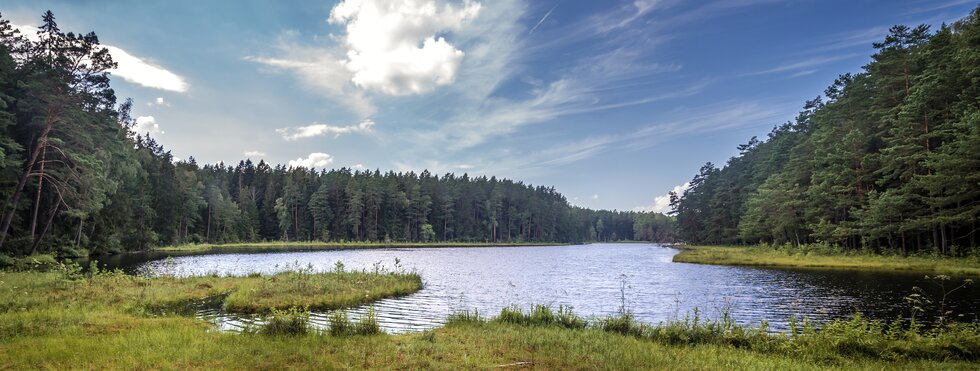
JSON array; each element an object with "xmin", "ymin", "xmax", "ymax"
[
  {"xmin": 2, "ymin": 268, "xmax": 978, "ymax": 369},
  {"xmin": 223, "ymin": 269, "xmax": 422, "ymax": 313},
  {"xmin": 1, "ymin": 298, "xmax": 978, "ymax": 370},
  {"xmin": 0, "ymin": 265, "xmax": 422, "ymax": 317},
  {"xmin": 154, "ymin": 241, "xmax": 566, "ymax": 252},
  {"xmin": 673, "ymin": 245, "xmax": 980, "ymax": 275}
]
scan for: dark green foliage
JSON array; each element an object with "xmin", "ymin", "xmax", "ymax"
[
  {"xmin": 673, "ymin": 7, "xmax": 980, "ymax": 255},
  {"xmin": 0, "ymin": 253, "xmax": 59, "ymax": 271},
  {"xmin": 0, "ymin": 12, "xmax": 673, "ymax": 257}
]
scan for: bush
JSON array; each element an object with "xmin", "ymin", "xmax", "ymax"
[
  {"xmin": 328, "ymin": 309, "xmax": 381, "ymax": 336},
  {"xmin": 261, "ymin": 307, "xmax": 310, "ymax": 336},
  {"xmin": 0, "ymin": 254, "xmax": 60, "ymax": 272},
  {"xmin": 493, "ymin": 305, "xmax": 587, "ymax": 329},
  {"xmin": 355, "ymin": 308, "xmax": 381, "ymax": 335}
]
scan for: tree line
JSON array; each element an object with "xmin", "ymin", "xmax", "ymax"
[
  {"xmin": 671, "ymin": 7, "xmax": 980, "ymax": 255},
  {"xmin": 0, "ymin": 12, "xmax": 675, "ymax": 257}
]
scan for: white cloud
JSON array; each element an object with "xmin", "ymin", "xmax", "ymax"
[
  {"xmin": 247, "ymin": 47, "xmax": 376, "ymax": 117},
  {"xmin": 288, "ymin": 153, "xmax": 335, "ymax": 169},
  {"xmin": 248, "ymin": 0, "xmax": 482, "ymax": 115},
  {"xmin": 147, "ymin": 97, "xmax": 170, "ymax": 107},
  {"xmin": 351, "ymin": 163, "xmax": 366, "ymax": 170},
  {"xmin": 133, "ymin": 115, "xmax": 164, "ymax": 136},
  {"xmin": 745, "ymin": 54, "xmax": 858, "ymax": 76},
  {"xmin": 527, "ymin": 4, "xmax": 557, "ymax": 34},
  {"xmin": 592, "ymin": 194, "xmax": 599, "ymax": 200},
  {"xmin": 409, "ymin": 100, "xmax": 795, "ymax": 179},
  {"xmin": 13, "ymin": 24, "xmax": 188, "ymax": 92},
  {"xmin": 329, "ymin": 0, "xmax": 482, "ymax": 95},
  {"xmin": 276, "ymin": 119, "xmax": 375, "ymax": 140},
  {"xmin": 633, "ymin": 183, "xmax": 690, "ymax": 213},
  {"xmin": 104, "ymin": 45, "xmax": 189, "ymax": 92},
  {"xmin": 244, "ymin": 151, "xmax": 267, "ymax": 158}
]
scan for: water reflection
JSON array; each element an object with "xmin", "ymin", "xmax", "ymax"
[{"xmin": 102, "ymin": 243, "xmax": 980, "ymax": 333}]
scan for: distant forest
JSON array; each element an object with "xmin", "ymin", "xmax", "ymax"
[
  {"xmin": 0, "ymin": 12, "xmax": 674, "ymax": 256},
  {"xmin": 671, "ymin": 7, "xmax": 980, "ymax": 255}
]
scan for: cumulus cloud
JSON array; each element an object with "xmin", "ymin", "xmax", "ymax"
[
  {"xmin": 244, "ymin": 151, "xmax": 267, "ymax": 158},
  {"xmin": 329, "ymin": 0, "xmax": 482, "ymax": 95},
  {"xmin": 276, "ymin": 119, "xmax": 375, "ymax": 140},
  {"xmin": 132, "ymin": 115, "xmax": 164, "ymax": 136},
  {"xmin": 14, "ymin": 24, "xmax": 188, "ymax": 92},
  {"xmin": 633, "ymin": 183, "xmax": 690, "ymax": 214},
  {"xmin": 148, "ymin": 97, "xmax": 170, "ymax": 107},
  {"xmin": 288, "ymin": 153, "xmax": 335, "ymax": 169}
]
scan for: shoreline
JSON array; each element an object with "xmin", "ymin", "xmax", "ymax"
[
  {"xmin": 1, "ymin": 270, "xmax": 977, "ymax": 369},
  {"xmin": 672, "ymin": 245, "xmax": 980, "ymax": 276},
  {"xmin": 149, "ymin": 241, "xmax": 575, "ymax": 253}
]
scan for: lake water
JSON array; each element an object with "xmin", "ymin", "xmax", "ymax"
[{"xmin": 98, "ymin": 243, "xmax": 980, "ymax": 334}]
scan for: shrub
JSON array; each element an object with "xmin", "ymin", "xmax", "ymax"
[
  {"xmin": 355, "ymin": 308, "xmax": 381, "ymax": 335},
  {"xmin": 328, "ymin": 310, "xmax": 354, "ymax": 336},
  {"xmin": 261, "ymin": 307, "xmax": 310, "ymax": 336},
  {"xmin": 328, "ymin": 309, "xmax": 382, "ymax": 336},
  {"xmin": 0, "ymin": 254, "xmax": 60, "ymax": 272}
]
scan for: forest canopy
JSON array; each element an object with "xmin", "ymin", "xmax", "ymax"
[{"xmin": 671, "ymin": 6, "xmax": 980, "ymax": 255}]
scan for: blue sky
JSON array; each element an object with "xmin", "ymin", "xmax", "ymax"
[{"xmin": 2, "ymin": 0, "xmax": 976, "ymax": 212}]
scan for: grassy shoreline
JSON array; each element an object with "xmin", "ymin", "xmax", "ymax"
[
  {"xmin": 672, "ymin": 245, "xmax": 980, "ymax": 276},
  {"xmin": 152, "ymin": 241, "xmax": 569, "ymax": 253},
  {"xmin": 1, "ymin": 269, "xmax": 978, "ymax": 369}
]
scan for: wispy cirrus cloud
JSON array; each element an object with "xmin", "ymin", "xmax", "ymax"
[
  {"xmin": 276, "ymin": 119, "xmax": 375, "ymax": 141},
  {"xmin": 246, "ymin": 46, "xmax": 375, "ymax": 117},
  {"xmin": 744, "ymin": 54, "xmax": 860, "ymax": 76},
  {"xmin": 395, "ymin": 99, "xmax": 795, "ymax": 177},
  {"xmin": 14, "ymin": 23, "xmax": 188, "ymax": 92},
  {"xmin": 103, "ymin": 45, "xmax": 189, "ymax": 92}
]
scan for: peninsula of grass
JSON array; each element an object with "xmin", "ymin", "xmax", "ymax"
[
  {"xmin": 673, "ymin": 244, "xmax": 980, "ymax": 276},
  {"xmin": 223, "ymin": 269, "xmax": 422, "ymax": 313},
  {"xmin": 153, "ymin": 241, "xmax": 566, "ymax": 253},
  {"xmin": 0, "ymin": 264, "xmax": 422, "ymax": 317}
]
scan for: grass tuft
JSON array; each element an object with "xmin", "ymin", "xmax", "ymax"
[
  {"xmin": 328, "ymin": 309, "xmax": 381, "ymax": 336},
  {"xmin": 260, "ymin": 307, "xmax": 310, "ymax": 336}
]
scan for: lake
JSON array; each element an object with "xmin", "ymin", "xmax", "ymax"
[{"xmin": 97, "ymin": 243, "xmax": 980, "ymax": 334}]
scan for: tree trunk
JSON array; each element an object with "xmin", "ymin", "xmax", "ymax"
[
  {"xmin": 0, "ymin": 120, "xmax": 56, "ymax": 249},
  {"xmin": 206, "ymin": 204, "xmax": 212, "ymax": 243},
  {"xmin": 30, "ymin": 196, "xmax": 62, "ymax": 255},
  {"xmin": 30, "ymin": 146, "xmax": 48, "ymax": 240},
  {"xmin": 940, "ymin": 224, "xmax": 947, "ymax": 256},
  {"xmin": 75, "ymin": 217, "xmax": 84, "ymax": 246}
]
